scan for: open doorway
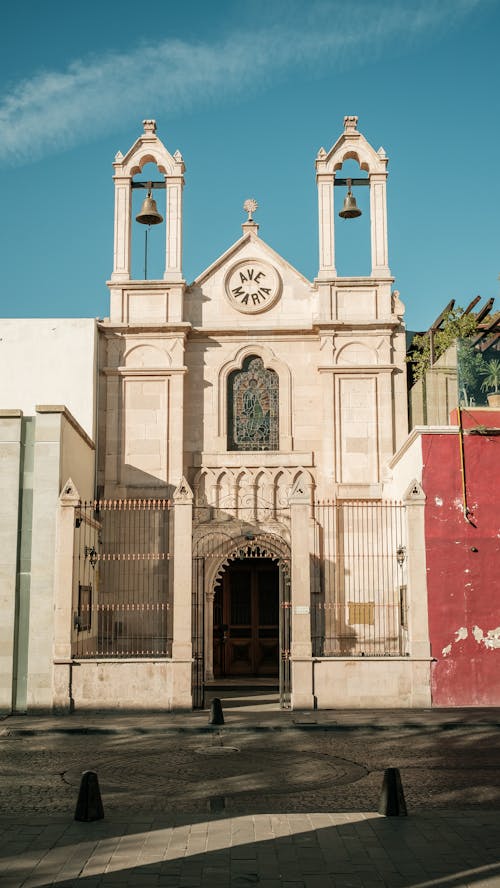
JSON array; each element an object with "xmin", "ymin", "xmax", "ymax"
[{"xmin": 213, "ymin": 558, "xmax": 279, "ymax": 680}]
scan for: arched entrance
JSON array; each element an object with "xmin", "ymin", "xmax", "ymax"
[
  {"xmin": 191, "ymin": 532, "xmax": 291, "ymax": 709},
  {"xmin": 213, "ymin": 557, "xmax": 279, "ymax": 679}
]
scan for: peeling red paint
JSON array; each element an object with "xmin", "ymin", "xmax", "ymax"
[{"xmin": 423, "ymin": 410, "xmax": 500, "ymax": 706}]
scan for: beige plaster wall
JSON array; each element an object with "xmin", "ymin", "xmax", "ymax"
[
  {"xmin": 313, "ymin": 658, "xmax": 431, "ymax": 708},
  {"xmin": 71, "ymin": 660, "xmax": 173, "ymax": 710}
]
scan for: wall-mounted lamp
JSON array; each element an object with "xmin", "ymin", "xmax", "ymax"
[
  {"xmin": 396, "ymin": 545, "xmax": 406, "ymax": 567},
  {"xmin": 84, "ymin": 545, "xmax": 98, "ymax": 568}
]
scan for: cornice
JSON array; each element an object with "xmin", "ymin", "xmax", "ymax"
[{"xmin": 98, "ymin": 321, "xmax": 191, "ymax": 334}]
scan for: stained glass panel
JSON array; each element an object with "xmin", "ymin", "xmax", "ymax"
[{"xmin": 228, "ymin": 356, "xmax": 279, "ymax": 450}]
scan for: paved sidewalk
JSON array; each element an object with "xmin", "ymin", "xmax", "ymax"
[
  {"xmin": 2, "ymin": 811, "xmax": 500, "ymax": 888},
  {"xmin": 2, "ymin": 706, "xmax": 500, "ymax": 886},
  {"xmin": 3, "ymin": 705, "xmax": 500, "ymax": 736}
]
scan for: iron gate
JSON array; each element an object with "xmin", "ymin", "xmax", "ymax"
[
  {"xmin": 312, "ymin": 500, "xmax": 407, "ymax": 657},
  {"xmin": 73, "ymin": 499, "xmax": 172, "ymax": 658},
  {"xmin": 192, "ymin": 556, "xmax": 205, "ymax": 709}
]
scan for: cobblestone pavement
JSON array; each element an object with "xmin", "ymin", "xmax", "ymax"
[{"xmin": 1, "ymin": 710, "xmax": 500, "ymax": 885}]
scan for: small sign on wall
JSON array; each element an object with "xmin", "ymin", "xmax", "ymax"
[{"xmin": 294, "ymin": 605, "xmax": 310, "ymax": 615}]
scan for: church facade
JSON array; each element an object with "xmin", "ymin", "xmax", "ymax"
[{"xmin": 1, "ymin": 117, "xmax": 432, "ymax": 713}]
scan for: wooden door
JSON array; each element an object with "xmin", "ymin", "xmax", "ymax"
[{"xmin": 213, "ymin": 559, "xmax": 279, "ymax": 677}]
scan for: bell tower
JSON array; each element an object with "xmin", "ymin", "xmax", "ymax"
[
  {"xmin": 314, "ymin": 116, "xmax": 407, "ymax": 497},
  {"xmin": 316, "ymin": 114, "xmax": 390, "ymax": 281},
  {"xmin": 107, "ymin": 119, "xmax": 186, "ymax": 324},
  {"xmin": 99, "ymin": 121, "xmax": 189, "ymax": 498}
]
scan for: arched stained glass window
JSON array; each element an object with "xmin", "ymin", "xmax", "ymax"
[{"xmin": 228, "ymin": 356, "xmax": 279, "ymax": 451}]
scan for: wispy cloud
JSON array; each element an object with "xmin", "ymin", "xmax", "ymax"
[{"xmin": 0, "ymin": 0, "xmax": 485, "ymax": 165}]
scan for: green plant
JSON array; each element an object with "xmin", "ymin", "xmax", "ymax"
[
  {"xmin": 407, "ymin": 308, "xmax": 478, "ymax": 381},
  {"xmin": 457, "ymin": 340, "xmax": 488, "ymax": 406},
  {"xmin": 480, "ymin": 358, "xmax": 500, "ymax": 394}
]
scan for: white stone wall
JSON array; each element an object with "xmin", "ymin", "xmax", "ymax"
[
  {"xmin": 0, "ymin": 319, "xmax": 97, "ymax": 437},
  {"xmin": 0, "ymin": 412, "xmax": 22, "ymax": 712}
]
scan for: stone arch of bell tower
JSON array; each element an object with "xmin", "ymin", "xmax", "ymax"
[
  {"xmin": 111, "ymin": 119, "xmax": 185, "ymax": 283},
  {"xmin": 316, "ymin": 115, "xmax": 390, "ymax": 279}
]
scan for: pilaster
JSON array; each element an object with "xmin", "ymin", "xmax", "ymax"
[
  {"xmin": 370, "ymin": 173, "xmax": 390, "ymax": 277},
  {"xmin": 165, "ymin": 177, "xmax": 184, "ymax": 280},
  {"xmin": 112, "ymin": 177, "xmax": 132, "ymax": 281},
  {"xmin": 316, "ymin": 172, "xmax": 336, "ymax": 276}
]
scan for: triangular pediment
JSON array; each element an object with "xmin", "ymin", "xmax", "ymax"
[
  {"xmin": 191, "ymin": 229, "xmax": 312, "ymax": 289},
  {"xmin": 185, "ymin": 225, "xmax": 315, "ymax": 328}
]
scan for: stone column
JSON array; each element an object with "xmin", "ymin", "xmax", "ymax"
[
  {"xmin": 112, "ymin": 176, "xmax": 132, "ymax": 281},
  {"xmin": 369, "ymin": 173, "xmax": 390, "ymax": 277},
  {"xmin": 52, "ymin": 479, "xmax": 80, "ymax": 712},
  {"xmin": 317, "ymin": 173, "xmax": 336, "ymax": 277},
  {"xmin": 290, "ymin": 475, "xmax": 315, "ymax": 709},
  {"xmin": 170, "ymin": 477, "xmax": 193, "ymax": 709},
  {"xmin": 165, "ymin": 177, "xmax": 183, "ymax": 280},
  {"xmin": 0, "ymin": 411, "xmax": 23, "ymax": 713}
]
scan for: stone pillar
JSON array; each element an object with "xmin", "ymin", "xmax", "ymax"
[
  {"xmin": 165, "ymin": 177, "xmax": 183, "ymax": 280},
  {"xmin": 26, "ymin": 409, "xmax": 64, "ymax": 711},
  {"xmin": 370, "ymin": 173, "xmax": 390, "ymax": 277},
  {"xmin": 317, "ymin": 173, "xmax": 336, "ymax": 277},
  {"xmin": 290, "ymin": 476, "xmax": 315, "ymax": 709},
  {"xmin": 404, "ymin": 480, "xmax": 431, "ymax": 661},
  {"xmin": 170, "ymin": 477, "xmax": 193, "ymax": 709},
  {"xmin": 52, "ymin": 479, "xmax": 80, "ymax": 712},
  {"xmin": 112, "ymin": 176, "xmax": 132, "ymax": 281},
  {"xmin": 0, "ymin": 411, "xmax": 23, "ymax": 713}
]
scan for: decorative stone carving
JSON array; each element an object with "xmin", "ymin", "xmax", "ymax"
[
  {"xmin": 174, "ymin": 476, "xmax": 193, "ymax": 503},
  {"xmin": 343, "ymin": 115, "xmax": 359, "ymax": 132},
  {"xmin": 243, "ymin": 198, "xmax": 258, "ymax": 221},
  {"xmin": 404, "ymin": 479, "xmax": 426, "ymax": 502}
]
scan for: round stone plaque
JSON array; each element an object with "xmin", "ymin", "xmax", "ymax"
[{"xmin": 225, "ymin": 260, "xmax": 281, "ymax": 314}]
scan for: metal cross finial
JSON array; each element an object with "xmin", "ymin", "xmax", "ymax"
[{"xmin": 243, "ymin": 198, "xmax": 258, "ymax": 222}]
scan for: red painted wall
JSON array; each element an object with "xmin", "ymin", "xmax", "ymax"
[{"xmin": 423, "ymin": 411, "xmax": 500, "ymax": 706}]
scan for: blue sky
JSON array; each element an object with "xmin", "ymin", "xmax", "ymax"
[{"xmin": 0, "ymin": 0, "xmax": 498, "ymax": 331}]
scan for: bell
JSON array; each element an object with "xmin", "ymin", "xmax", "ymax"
[
  {"xmin": 338, "ymin": 184, "xmax": 362, "ymax": 219},
  {"xmin": 136, "ymin": 190, "xmax": 163, "ymax": 226}
]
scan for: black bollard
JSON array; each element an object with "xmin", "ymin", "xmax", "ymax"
[
  {"xmin": 378, "ymin": 767, "xmax": 407, "ymax": 816},
  {"xmin": 74, "ymin": 770, "xmax": 104, "ymax": 822},
  {"xmin": 209, "ymin": 697, "xmax": 225, "ymax": 725}
]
